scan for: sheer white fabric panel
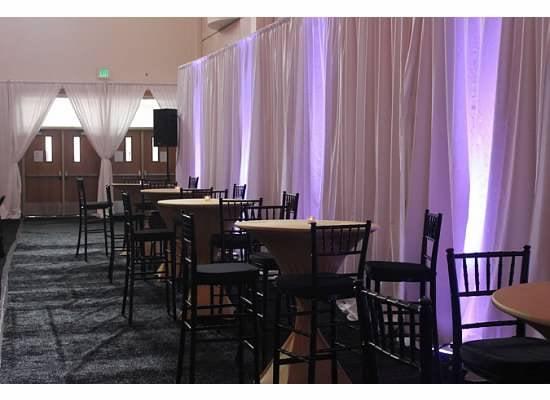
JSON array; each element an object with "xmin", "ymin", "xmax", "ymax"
[
  {"xmin": 198, "ymin": 45, "xmax": 246, "ymax": 191},
  {"xmin": 4, "ymin": 82, "xmax": 61, "ymax": 218},
  {"xmin": 175, "ymin": 67, "xmax": 197, "ymax": 186},
  {"xmin": 65, "ymin": 83, "xmax": 146, "ymax": 202},
  {"xmin": 0, "ymin": 83, "xmax": 10, "ymax": 219},
  {"xmin": 149, "ymin": 85, "xmax": 177, "ymax": 109}
]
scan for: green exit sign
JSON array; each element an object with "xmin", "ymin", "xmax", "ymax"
[{"xmin": 98, "ymin": 68, "xmax": 110, "ymax": 79}]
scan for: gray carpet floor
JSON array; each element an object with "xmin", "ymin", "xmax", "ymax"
[
  {"xmin": 0, "ymin": 219, "xmax": 253, "ymax": 383},
  {"xmin": 0, "ymin": 219, "xmax": 441, "ymax": 384}
]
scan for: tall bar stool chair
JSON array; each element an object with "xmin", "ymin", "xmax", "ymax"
[
  {"xmin": 365, "ymin": 209, "xmax": 442, "ymax": 351},
  {"xmin": 188, "ymin": 176, "xmax": 199, "ymax": 189},
  {"xmin": 272, "ymin": 221, "xmax": 372, "ymax": 384},
  {"xmin": 176, "ymin": 212, "xmax": 260, "ymax": 383},
  {"xmin": 211, "ymin": 188, "xmax": 228, "ymax": 199},
  {"xmin": 356, "ymin": 287, "xmax": 437, "ymax": 383},
  {"xmin": 75, "ymin": 177, "xmax": 110, "ymax": 262},
  {"xmin": 121, "ymin": 192, "xmax": 177, "ymax": 325},
  {"xmin": 105, "ymin": 185, "xmax": 145, "ymax": 283},
  {"xmin": 232, "ymin": 184, "xmax": 247, "ymax": 199},
  {"xmin": 447, "ymin": 246, "xmax": 550, "ymax": 383},
  {"xmin": 281, "ymin": 191, "xmax": 299, "ymax": 219}
]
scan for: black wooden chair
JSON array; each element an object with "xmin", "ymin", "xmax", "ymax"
[
  {"xmin": 121, "ymin": 192, "xmax": 177, "ymax": 325},
  {"xmin": 0, "ymin": 195, "xmax": 5, "ymax": 259},
  {"xmin": 180, "ymin": 187, "xmax": 213, "ymax": 199},
  {"xmin": 356, "ymin": 288, "xmax": 436, "ymax": 383},
  {"xmin": 232, "ymin": 184, "xmax": 247, "ymax": 199},
  {"xmin": 272, "ymin": 221, "xmax": 372, "ymax": 384},
  {"xmin": 281, "ymin": 191, "xmax": 299, "ymax": 219},
  {"xmin": 243, "ymin": 205, "xmax": 292, "ymax": 364},
  {"xmin": 188, "ymin": 176, "xmax": 199, "ymax": 189},
  {"xmin": 75, "ymin": 177, "xmax": 110, "ymax": 262},
  {"xmin": 209, "ymin": 198, "xmax": 263, "ymax": 263},
  {"xmin": 175, "ymin": 212, "xmax": 260, "ymax": 383},
  {"xmin": 447, "ymin": 246, "xmax": 550, "ymax": 383},
  {"xmin": 365, "ymin": 209, "xmax": 442, "ymax": 350},
  {"xmin": 211, "ymin": 188, "xmax": 228, "ymax": 199},
  {"xmin": 105, "ymin": 185, "xmax": 145, "ymax": 283}
]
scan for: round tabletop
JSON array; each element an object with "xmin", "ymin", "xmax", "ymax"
[
  {"xmin": 157, "ymin": 198, "xmax": 220, "ymax": 208},
  {"xmin": 141, "ymin": 187, "xmax": 182, "ymax": 195},
  {"xmin": 236, "ymin": 219, "xmax": 379, "ymax": 232},
  {"xmin": 492, "ymin": 282, "xmax": 550, "ymax": 337}
]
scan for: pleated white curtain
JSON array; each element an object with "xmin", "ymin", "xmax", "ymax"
[
  {"xmin": 175, "ymin": 65, "xmax": 199, "ymax": 187},
  {"xmin": 476, "ymin": 18, "xmax": 550, "ymax": 338},
  {"xmin": 0, "ymin": 83, "xmax": 10, "ymax": 219},
  {"xmin": 64, "ymin": 83, "xmax": 146, "ymax": 202},
  {"xmin": 197, "ymin": 45, "xmax": 247, "ymax": 191},
  {"xmin": 2, "ymin": 82, "xmax": 61, "ymax": 218},
  {"xmin": 149, "ymin": 84, "xmax": 177, "ymax": 109}
]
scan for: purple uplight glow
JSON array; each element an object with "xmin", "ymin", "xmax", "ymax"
[
  {"xmin": 459, "ymin": 17, "xmax": 502, "ymax": 342},
  {"xmin": 238, "ymin": 39, "xmax": 253, "ymax": 185},
  {"xmin": 306, "ymin": 18, "xmax": 328, "ymax": 219}
]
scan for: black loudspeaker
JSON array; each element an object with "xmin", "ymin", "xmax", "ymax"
[{"xmin": 153, "ymin": 108, "xmax": 178, "ymax": 147}]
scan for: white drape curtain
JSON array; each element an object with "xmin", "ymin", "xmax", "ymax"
[
  {"xmin": 149, "ymin": 85, "xmax": 177, "ymax": 109},
  {"xmin": 1, "ymin": 82, "xmax": 61, "ymax": 219},
  {"xmin": 198, "ymin": 45, "xmax": 247, "ymax": 190},
  {"xmin": 175, "ymin": 66, "xmax": 198, "ymax": 187},
  {"xmin": 0, "ymin": 83, "xmax": 10, "ymax": 219},
  {"xmin": 64, "ymin": 83, "xmax": 146, "ymax": 202}
]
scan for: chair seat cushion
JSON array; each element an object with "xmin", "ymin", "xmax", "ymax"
[
  {"xmin": 134, "ymin": 228, "xmax": 175, "ymax": 241},
  {"xmin": 276, "ymin": 273, "xmax": 355, "ymax": 299},
  {"xmin": 86, "ymin": 201, "xmax": 110, "ymax": 210},
  {"xmin": 196, "ymin": 262, "xmax": 258, "ymax": 284},
  {"xmin": 249, "ymin": 251, "xmax": 279, "ymax": 270},
  {"xmin": 210, "ymin": 233, "xmax": 249, "ymax": 248},
  {"xmin": 461, "ymin": 337, "xmax": 550, "ymax": 383},
  {"xmin": 366, "ymin": 261, "xmax": 433, "ymax": 282}
]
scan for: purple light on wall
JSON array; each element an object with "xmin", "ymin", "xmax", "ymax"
[
  {"xmin": 306, "ymin": 18, "xmax": 328, "ymax": 218},
  {"xmin": 239, "ymin": 38, "xmax": 253, "ymax": 185},
  {"xmin": 459, "ymin": 17, "xmax": 502, "ymax": 341}
]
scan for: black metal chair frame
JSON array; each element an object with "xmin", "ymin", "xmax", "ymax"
[
  {"xmin": 446, "ymin": 245, "xmax": 534, "ymax": 383},
  {"xmin": 232, "ymin": 184, "xmax": 247, "ymax": 199},
  {"xmin": 176, "ymin": 212, "xmax": 260, "ymax": 383},
  {"xmin": 121, "ymin": 192, "xmax": 177, "ymax": 325},
  {"xmin": 75, "ymin": 177, "xmax": 109, "ymax": 262},
  {"xmin": 211, "ymin": 188, "xmax": 228, "ymax": 199},
  {"xmin": 188, "ymin": 176, "xmax": 199, "ymax": 189},
  {"xmin": 366, "ymin": 209, "xmax": 442, "ymax": 351},
  {"xmin": 272, "ymin": 221, "xmax": 372, "ymax": 384},
  {"xmin": 356, "ymin": 288, "xmax": 436, "ymax": 383},
  {"xmin": 281, "ymin": 191, "xmax": 299, "ymax": 219}
]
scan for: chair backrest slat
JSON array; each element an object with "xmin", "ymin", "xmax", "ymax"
[
  {"xmin": 232, "ymin": 184, "xmax": 247, "ymax": 199},
  {"xmin": 188, "ymin": 176, "xmax": 199, "ymax": 189},
  {"xmin": 357, "ymin": 288, "xmax": 435, "ymax": 383}
]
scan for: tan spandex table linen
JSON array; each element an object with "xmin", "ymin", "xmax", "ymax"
[
  {"xmin": 235, "ymin": 219, "xmax": 378, "ymax": 384},
  {"xmin": 157, "ymin": 198, "xmax": 235, "ymax": 314},
  {"xmin": 492, "ymin": 281, "xmax": 550, "ymax": 339}
]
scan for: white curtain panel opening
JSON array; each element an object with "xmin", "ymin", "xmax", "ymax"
[{"xmin": 64, "ymin": 83, "xmax": 146, "ymax": 203}]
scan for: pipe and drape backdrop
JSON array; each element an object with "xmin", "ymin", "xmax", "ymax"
[{"xmin": 175, "ymin": 17, "xmax": 550, "ymax": 343}]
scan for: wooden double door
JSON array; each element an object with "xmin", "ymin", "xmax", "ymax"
[{"xmin": 22, "ymin": 129, "xmax": 176, "ymax": 217}]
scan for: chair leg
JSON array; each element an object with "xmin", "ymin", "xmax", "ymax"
[
  {"xmin": 128, "ymin": 251, "xmax": 136, "ymax": 325},
  {"xmin": 250, "ymin": 283, "xmax": 261, "ymax": 383},
  {"xmin": 330, "ymin": 299, "xmax": 338, "ymax": 384},
  {"xmin": 261, "ymin": 268, "xmax": 269, "ymax": 366},
  {"xmin": 122, "ymin": 241, "xmax": 131, "ymax": 316},
  {"xmin": 308, "ymin": 299, "xmax": 318, "ymax": 384},
  {"xmin": 237, "ymin": 284, "xmax": 245, "ymax": 383},
  {"xmin": 189, "ymin": 285, "xmax": 198, "ymax": 384},
  {"xmin": 76, "ymin": 209, "xmax": 83, "ymax": 257},
  {"xmin": 103, "ymin": 209, "xmax": 108, "ymax": 256},
  {"xmin": 108, "ymin": 216, "xmax": 115, "ymax": 283},
  {"xmin": 272, "ymin": 290, "xmax": 282, "ymax": 384},
  {"xmin": 176, "ymin": 290, "xmax": 189, "ymax": 383},
  {"xmin": 84, "ymin": 212, "xmax": 88, "ymax": 262},
  {"xmin": 171, "ymin": 239, "xmax": 177, "ymax": 321}
]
